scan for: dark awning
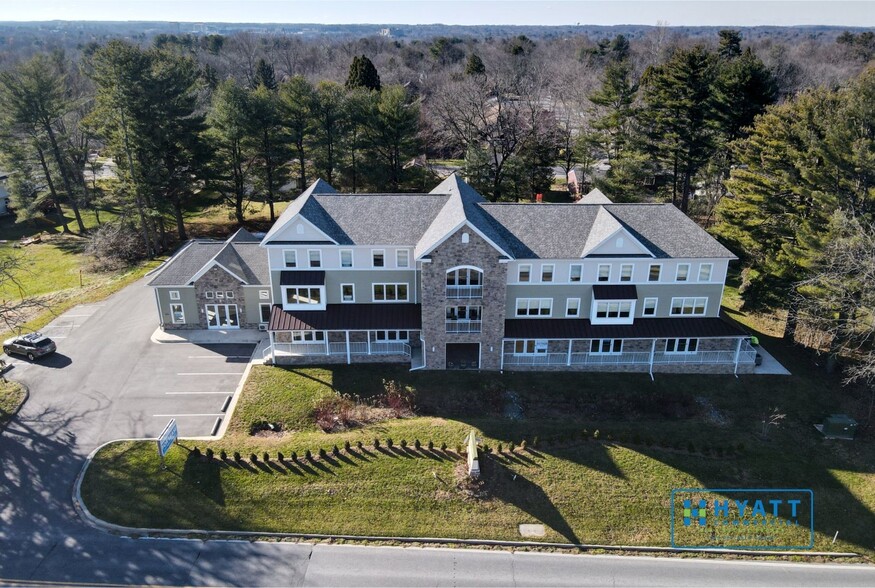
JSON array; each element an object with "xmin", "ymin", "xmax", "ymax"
[
  {"xmin": 592, "ymin": 284, "xmax": 638, "ymax": 300},
  {"xmin": 504, "ymin": 317, "xmax": 747, "ymax": 340},
  {"xmin": 279, "ymin": 270, "xmax": 326, "ymax": 286},
  {"xmin": 269, "ymin": 303, "xmax": 422, "ymax": 331}
]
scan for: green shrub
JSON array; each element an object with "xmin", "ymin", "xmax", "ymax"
[
  {"xmin": 319, "ymin": 448, "xmax": 327, "ymax": 458},
  {"xmin": 263, "ymin": 451, "xmax": 270, "ymax": 462},
  {"xmin": 356, "ymin": 440, "xmax": 364, "ymax": 449},
  {"xmin": 333, "ymin": 445, "xmax": 340, "ymax": 456},
  {"xmin": 456, "ymin": 443, "xmax": 463, "ymax": 454},
  {"xmin": 192, "ymin": 447, "xmax": 201, "ymax": 458},
  {"xmin": 291, "ymin": 451, "xmax": 298, "ymax": 462},
  {"xmin": 509, "ymin": 441, "xmax": 516, "ymax": 452},
  {"xmin": 440, "ymin": 442, "xmax": 447, "ymax": 452},
  {"xmin": 305, "ymin": 449, "xmax": 313, "ymax": 460},
  {"xmin": 233, "ymin": 451, "xmax": 241, "ymax": 462},
  {"xmin": 520, "ymin": 440, "xmax": 527, "ymax": 450},
  {"xmin": 427, "ymin": 440, "xmax": 434, "ymax": 451},
  {"xmin": 374, "ymin": 438, "xmax": 381, "ymax": 449},
  {"xmin": 220, "ymin": 449, "xmax": 228, "ymax": 461},
  {"xmin": 205, "ymin": 448, "xmax": 214, "ymax": 460},
  {"xmin": 532, "ymin": 436, "xmax": 539, "ymax": 448},
  {"xmin": 414, "ymin": 439, "xmax": 421, "ymax": 450},
  {"xmin": 497, "ymin": 442, "xmax": 503, "ymax": 453},
  {"xmin": 387, "ymin": 438, "xmax": 394, "ymax": 448},
  {"xmin": 277, "ymin": 451, "xmax": 285, "ymax": 461},
  {"xmin": 344, "ymin": 440, "xmax": 351, "ymax": 452},
  {"xmin": 250, "ymin": 453, "xmax": 258, "ymax": 463},
  {"xmin": 593, "ymin": 430, "xmax": 600, "ymax": 440},
  {"xmin": 400, "ymin": 439, "xmax": 407, "ymax": 449}
]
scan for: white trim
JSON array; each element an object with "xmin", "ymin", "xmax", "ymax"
[
  {"xmin": 642, "ymin": 297, "xmax": 658, "ymax": 316},
  {"xmin": 169, "ymin": 290, "xmax": 180, "ymax": 300},
  {"xmin": 675, "ymin": 263, "xmax": 691, "ymax": 282},
  {"xmin": 283, "ymin": 249, "xmax": 298, "ymax": 268},
  {"xmin": 373, "ymin": 282, "xmax": 409, "ymax": 302},
  {"xmin": 518, "ymin": 263, "xmax": 532, "ymax": 283},
  {"xmin": 170, "ymin": 303, "xmax": 186, "ymax": 324},
  {"xmin": 541, "ymin": 264, "xmax": 555, "ymax": 283},
  {"xmin": 669, "ymin": 297, "xmax": 708, "ymax": 317},
  {"xmin": 597, "ymin": 263, "xmax": 611, "ymax": 282},
  {"xmin": 339, "ymin": 249, "xmax": 354, "ymax": 268},
  {"xmin": 307, "ymin": 249, "xmax": 322, "ymax": 268},
  {"xmin": 189, "ymin": 260, "xmax": 247, "ymax": 285},
  {"xmin": 647, "ymin": 263, "xmax": 662, "ymax": 283},
  {"xmin": 416, "ymin": 219, "xmax": 514, "ymax": 261},
  {"xmin": 341, "ymin": 283, "xmax": 355, "ymax": 303},
  {"xmin": 396, "ymin": 249, "xmax": 410, "ymax": 268},
  {"xmin": 565, "ymin": 298, "xmax": 581, "ymax": 317}
]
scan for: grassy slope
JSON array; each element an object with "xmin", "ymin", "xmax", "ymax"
[
  {"xmin": 0, "ymin": 379, "xmax": 26, "ymax": 428},
  {"xmin": 82, "ymin": 356, "xmax": 875, "ymax": 555}
]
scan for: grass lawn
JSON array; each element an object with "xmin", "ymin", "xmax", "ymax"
[
  {"xmin": 0, "ymin": 379, "xmax": 26, "ymax": 429},
  {"xmin": 82, "ymin": 346, "xmax": 875, "ymax": 556}
]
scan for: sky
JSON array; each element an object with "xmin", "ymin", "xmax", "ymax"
[{"xmin": 1, "ymin": 0, "xmax": 874, "ymax": 27}]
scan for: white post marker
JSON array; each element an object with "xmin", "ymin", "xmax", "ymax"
[
  {"xmin": 157, "ymin": 418, "xmax": 178, "ymax": 469},
  {"xmin": 466, "ymin": 430, "xmax": 480, "ymax": 479}
]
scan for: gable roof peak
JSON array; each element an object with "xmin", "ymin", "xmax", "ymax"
[
  {"xmin": 225, "ymin": 227, "xmax": 259, "ymax": 243},
  {"xmin": 261, "ymin": 178, "xmax": 338, "ymax": 244},
  {"xmin": 577, "ymin": 188, "xmax": 612, "ymax": 204}
]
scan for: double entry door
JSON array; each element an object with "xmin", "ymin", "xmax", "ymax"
[{"xmin": 205, "ymin": 304, "xmax": 239, "ymax": 329}]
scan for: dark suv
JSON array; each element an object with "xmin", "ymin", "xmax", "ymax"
[{"xmin": 3, "ymin": 333, "xmax": 57, "ymax": 361}]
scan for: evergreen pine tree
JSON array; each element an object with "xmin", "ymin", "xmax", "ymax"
[
  {"xmin": 254, "ymin": 58, "xmax": 277, "ymax": 91},
  {"xmin": 345, "ymin": 55, "xmax": 381, "ymax": 92},
  {"xmin": 465, "ymin": 53, "xmax": 486, "ymax": 76}
]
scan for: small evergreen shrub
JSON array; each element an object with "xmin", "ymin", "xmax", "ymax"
[
  {"xmin": 344, "ymin": 440, "xmax": 351, "ymax": 451},
  {"xmin": 509, "ymin": 442, "xmax": 516, "ymax": 453},
  {"xmin": 427, "ymin": 440, "xmax": 434, "ymax": 451},
  {"xmin": 233, "ymin": 451, "xmax": 241, "ymax": 462},
  {"xmin": 333, "ymin": 445, "xmax": 340, "ymax": 456},
  {"xmin": 374, "ymin": 438, "xmax": 381, "ymax": 449},
  {"xmin": 220, "ymin": 449, "xmax": 228, "ymax": 461},
  {"xmin": 291, "ymin": 451, "xmax": 298, "ymax": 462},
  {"xmin": 305, "ymin": 449, "xmax": 313, "ymax": 460},
  {"xmin": 263, "ymin": 451, "xmax": 270, "ymax": 462},
  {"xmin": 400, "ymin": 439, "xmax": 407, "ymax": 449},
  {"xmin": 192, "ymin": 447, "xmax": 201, "ymax": 458},
  {"xmin": 440, "ymin": 442, "xmax": 447, "ymax": 452},
  {"xmin": 250, "ymin": 453, "xmax": 258, "ymax": 463},
  {"xmin": 387, "ymin": 438, "xmax": 394, "ymax": 448},
  {"xmin": 277, "ymin": 451, "xmax": 285, "ymax": 462},
  {"xmin": 205, "ymin": 448, "xmax": 214, "ymax": 460},
  {"xmin": 357, "ymin": 440, "xmax": 364, "ymax": 449},
  {"xmin": 497, "ymin": 442, "xmax": 504, "ymax": 453},
  {"xmin": 414, "ymin": 439, "xmax": 421, "ymax": 450},
  {"xmin": 319, "ymin": 448, "xmax": 327, "ymax": 458}
]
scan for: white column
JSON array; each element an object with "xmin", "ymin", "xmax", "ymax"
[
  {"xmin": 733, "ymin": 337, "xmax": 743, "ymax": 375},
  {"xmin": 367, "ymin": 332, "xmax": 371, "ymax": 355},
  {"xmin": 499, "ymin": 340, "xmax": 505, "ymax": 371},
  {"xmin": 566, "ymin": 339, "xmax": 573, "ymax": 366},
  {"xmin": 325, "ymin": 332, "xmax": 330, "ymax": 356},
  {"xmin": 345, "ymin": 330, "xmax": 351, "ymax": 364},
  {"xmin": 649, "ymin": 338, "xmax": 656, "ymax": 381},
  {"xmin": 269, "ymin": 330, "xmax": 275, "ymax": 363}
]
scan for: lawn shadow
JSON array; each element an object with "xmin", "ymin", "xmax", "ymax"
[
  {"xmin": 277, "ymin": 459, "xmax": 304, "ymax": 475},
  {"xmin": 335, "ymin": 452, "xmax": 359, "ymax": 467},
  {"xmin": 483, "ymin": 457, "xmax": 580, "ymax": 544},
  {"xmin": 182, "ymin": 453, "xmax": 225, "ymax": 506},
  {"xmin": 376, "ymin": 446, "xmax": 399, "ymax": 459},
  {"xmin": 346, "ymin": 448, "xmax": 373, "ymax": 462},
  {"xmin": 308, "ymin": 458, "xmax": 337, "ymax": 476}
]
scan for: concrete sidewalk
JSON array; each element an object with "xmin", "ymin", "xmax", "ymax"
[
  {"xmin": 753, "ymin": 343, "xmax": 791, "ymax": 375},
  {"xmin": 151, "ymin": 327, "xmax": 268, "ymax": 345}
]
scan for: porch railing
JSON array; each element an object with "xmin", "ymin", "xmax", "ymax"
[
  {"xmin": 446, "ymin": 320, "xmax": 482, "ymax": 333},
  {"xmin": 446, "ymin": 285, "xmax": 483, "ymax": 299},
  {"xmin": 271, "ymin": 340, "xmax": 411, "ymax": 357}
]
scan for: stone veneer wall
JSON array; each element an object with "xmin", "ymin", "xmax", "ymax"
[
  {"xmin": 420, "ymin": 228, "xmax": 508, "ymax": 370},
  {"xmin": 192, "ymin": 266, "xmax": 261, "ymax": 330}
]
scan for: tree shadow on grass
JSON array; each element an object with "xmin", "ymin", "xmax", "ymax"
[
  {"xmin": 182, "ymin": 454, "xmax": 225, "ymax": 506},
  {"xmin": 482, "ymin": 456, "xmax": 580, "ymax": 544}
]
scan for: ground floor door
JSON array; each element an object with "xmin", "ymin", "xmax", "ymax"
[
  {"xmin": 446, "ymin": 343, "xmax": 480, "ymax": 370},
  {"xmin": 205, "ymin": 304, "xmax": 239, "ymax": 329}
]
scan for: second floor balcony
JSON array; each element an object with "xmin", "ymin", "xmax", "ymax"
[
  {"xmin": 446, "ymin": 320, "xmax": 482, "ymax": 333},
  {"xmin": 446, "ymin": 284, "xmax": 483, "ymax": 299}
]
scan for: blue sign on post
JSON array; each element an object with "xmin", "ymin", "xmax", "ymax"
[{"xmin": 157, "ymin": 418, "xmax": 178, "ymax": 459}]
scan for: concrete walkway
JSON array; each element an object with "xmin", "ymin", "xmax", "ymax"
[
  {"xmin": 151, "ymin": 327, "xmax": 268, "ymax": 345},
  {"xmin": 753, "ymin": 343, "xmax": 791, "ymax": 375}
]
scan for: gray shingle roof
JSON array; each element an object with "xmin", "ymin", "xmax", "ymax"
[
  {"xmin": 479, "ymin": 202, "xmax": 735, "ymax": 259},
  {"xmin": 148, "ymin": 240, "xmax": 269, "ymax": 286},
  {"xmin": 261, "ymin": 178, "xmax": 337, "ymax": 244}
]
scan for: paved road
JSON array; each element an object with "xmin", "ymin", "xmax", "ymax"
[{"xmin": 2, "ymin": 278, "xmax": 875, "ymax": 586}]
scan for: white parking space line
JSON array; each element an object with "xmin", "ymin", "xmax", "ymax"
[
  {"xmin": 165, "ymin": 391, "xmax": 235, "ymax": 395},
  {"xmin": 187, "ymin": 355, "xmax": 250, "ymax": 359},
  {"xmin": 177, "ymin": 372, "xmax": 246, "ymax": 376},
  {"xmin": 49, "ymin": 336, "xmax": 68, "ymax": 339},
  {"xmin": 153, "ymin": 413, "xmax": 226, "ymax": 417},
  {"xmin": 63, "ymin": 314, "xmax": 96, "ymax": 318}
]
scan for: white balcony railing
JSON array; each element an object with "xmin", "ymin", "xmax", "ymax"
[
  {"xmin": 271, "ymin": 340, "xmax": 411, "ymax": 358},
  {"xmin": 503, "ymin": 343, "xmax": 758, "ymax": 368},
  {"xmin": 446, "ymin": 320, "xmax": 482, "ymax": 333},
  {"xmin": 446, "ymin": 285, "xmax": 483, "ymax": 299}
]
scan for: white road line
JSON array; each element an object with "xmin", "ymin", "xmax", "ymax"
[
  {"xmin": 186, "ymin": 355, "xmax": 250, "ymax": 359},
  {"xmin": 165, "ymin": 391, "xmax": 236, "ymax": 395},
  {"xmin": 63, "ymin": 314, "xmax": 95, "ymax": 317},
  {"xmin": 152, "ymin": 413, "xmax": 226, "ymax": 417},
  {"xmin": 49, "ymin": 336, "xmax": 68, "ymax": 339},
  {"xmin": 177, "ymin": 372, "xmax": 246, "ymax": 376}
]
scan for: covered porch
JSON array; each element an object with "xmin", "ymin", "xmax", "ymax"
[{"xmin": 266, "ymin": 303, "xmax": 422, "ymax": 367}]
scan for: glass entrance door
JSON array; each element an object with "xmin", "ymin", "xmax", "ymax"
[{"xmin": 205, "ymin": 304, "xmax": 239, "ymax": 329}]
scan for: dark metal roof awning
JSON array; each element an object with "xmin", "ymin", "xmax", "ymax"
[
  {"xmin": 279, "ymin": 270, "xmax": 326, "ymax": 286},
  {"xmin": 269, "ymin": 303, "xmax": 422, "ymax": 331},
  {"xmin": 504, "ymin": 317, "xmax": 747, "ymax": 340},
  {"xmin": 592, "ymin": 284, "xmax": 638, "ymax": 300}
]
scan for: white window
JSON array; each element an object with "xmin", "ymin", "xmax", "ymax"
[
  {"xmin": 215, "ymin": 291, "xmax": 224, "ymax": 299},
  {"xmin": 283, "ymin": 250, "xmax": 297, "ymax": 268},
  {"xmin": 620, "ymin": 264, "xmax": 633, "ymax": 282},
  {"xmin": 372, "ymin": 250, "xmax": 385, "ymax": 268},
  {"xmin": 598, "ymin": 264, "xmax": 611, "ymax": 282},
  {"xmin": 308, "ymin": 250, "xmax": 321, "ymax": 268},
  {"xmin": 698, "ymin": 263, "xmax": 713, "ymax": 282},
  {"xmin": 205, "ymin": 291, "xmax": 214, "ymax": 299},
  {"xmin": 513, "ymin": 340, "xmax": 548, "ymax": 355},
  {"xmin": 375, "ymin": 330, "xmax": 409, "ymax": 342},
  {"xmin": 170, "ymin": 303, "xmax": 185, "ymax": 324},
  {"xmin": 284, "ymin": 287, "xmax": 322, "ymax": 306},
  {"xmin": 259, "ymin": 290, "xmax": 270, "ymax": 300},
  {"xmin": 446, "ymin": 305, "xmax": 481, "ymax": 321},
  {"xmin": 373, "ymin": 283, "xmax": 408, "ymax": 302},
  {"xmin": 518, "ymin": 264, "xmax": 532, "ymax": 283},
  {"xmin": 340, "ymin": 249, "xmax": 353, "ymax": 268},
  {"xmin": 341, "ymin": 284, "xmax": 355, "ymax": 303},
  {"xmin": 225, "ymin": 291, "xmax": 234, "ymax": 299},
  {"xmin": 515, "ymin": 298, "xmax": 552, "ymax": 317},
  {"xmin": 446, "ymin": 267, "xmax": 483, "ymax": 286},
  {"xmin": 259, "ymin": 303, "xmax": 272, "ymax": 323},
  {"xmin": 541, "ymin": 264, "xmax": 554, "ymax": 283},
  {"xmin": 642, "ymin": 297, "xmax": 658, "ymax": 316},
  {"xmin": 676, "ymin": 263, "xmax": 690, "ymax": 282},
  {"xmin": 292, "ymin": 330, "xmax": 325, "ymax": 342},
  {"xmin": 169, "ymin": 290, "xmax": 180, "ymax": 300},
  {"xmin": 396, "ymin": 250, "xmax": 409, "ymax": 268},
  {"xmin": 566, "ymin": 298, "xmax": 581, "ymax": 317},
  {"xmin": 590, "ymin": 339, "xmax": 622, "ymax": 354},
  {"xmin": 665, "ymin": 338, "xmax": 699, "ymax": 354},
  {"xmin": 594, "ymin": 301, "xmax": 633, "ymax": 319},
  {"xmin": 461, "ymin": 232, "xmax": 470, "ymax": 243},
  {"xmin": 569, "ymin": 264, "xmax": 582, "ymax": 282},
  {"xmin": 670, "ymin": 297, "xmax": 708, "ymax": 316},
  {"xmin": 648, "ymin": 264, "xmax": 661, "ymax": 282}
]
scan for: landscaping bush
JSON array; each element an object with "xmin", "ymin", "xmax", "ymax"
[
  {"xmin": 291, "ymin": 451, "xmax": 298, "ymax": 462},
  {"xmin": 250, "ymin": 453, "xmax": 258, "ymax": 463},
  {"xmin": 400, "ymin": 439, "xmax": 407, "ymax": 449},
  {"xmin": 332, "ymin": 445, "xmax": 340, "ymax": 456},
  {"xmin": 305, "ymin": 449, "xmax": 312, "ymax": 461},
  {"xmin": 387, "ymin": 438, "xmax": 394, "ymax": 448},
  {"xmin": 277, "ymin": 451, "xmax": 285, "ymax": 461},
  {"xmin": 85, "ymin": 220, "xmax": 148, "ymax": 269},
  {"xmin": 220, "ymin": 449, "xmax": 227, "ymax": 461},
  {"xmin": 414, "ymin": 439, "xmax": 421, "ymax": 450},
  {"xmin": 497, "ymin": 442, "xmax": 504, "ymax": 454},
  {"xmin": 233, "ymin": 451, "xmax": 241, "ymax": 462},
  {"xmin": 379, "ymin": 379, "xmax": 416, "ymax": 417},
  {"xmin": 263, "ymin": 451, "xmax": 270, "ymax": 462},
  {"xmin": 374, "ymin": 438, "xmax": 381, "ymax": 449},
  {"xmin": 191, "ymin": 447, "xmax": 201, "ymax": 458},
  {"xmin": 509, "ymin": 442, "xmax": 516, "ymax": 453},
  {"xmin": 313, "ymin": 395, "xmax": 356, "ymax": 432},
  {"xmin": 344, "ymin": 440, "xmax": 351, "ymax": 452},
  {"xmin": 356, "ymin": 440, "xmax": 364, "ymax": 449},
  {"xmin": 440, "ymin": 442, "xmax": 447, "ymax": 452},
  {"xmin": 455, "ymin": 443, "xmax": 463, "ymax": 454},
  {"xmin": 205, "ymin": 448, "xmax": 214, "ymax": 460},
  {"xmin": 319, "ymin": 448, "xmax": 327, "ymax": 458},
  {"xmin": 427, "ymin": 440, "xmax": 433, "ymax": 451}
]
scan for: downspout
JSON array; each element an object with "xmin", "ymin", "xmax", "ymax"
[
  {"xmin": 649, "ymin": 338, "xmax": 656, "ymax": 381},
  {"xmin": 566, "ymin": 339, "xmax": 573, "ymax": 366}
]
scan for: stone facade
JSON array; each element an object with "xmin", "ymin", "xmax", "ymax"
[
  {"xmin": 192, "ymin": 266, "xmax": 261, "ymax": 330},
  {"xmin": 420, "ymin": 227, "xmax": 508, "ymax": 370}
]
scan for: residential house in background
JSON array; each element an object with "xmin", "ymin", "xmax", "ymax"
[{"xmin": 149, "ymin": 175, "xmax": 756, "ymax": 374}]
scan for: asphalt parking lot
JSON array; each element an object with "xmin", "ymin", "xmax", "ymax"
[{"xmin": 3, "ymin": 292, "xmax": 256, "ymax": 440}]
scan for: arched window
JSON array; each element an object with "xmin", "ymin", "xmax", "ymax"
[{"xmin": 446, "ymin": 266, "xmax": 484, "ymax": 299}]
